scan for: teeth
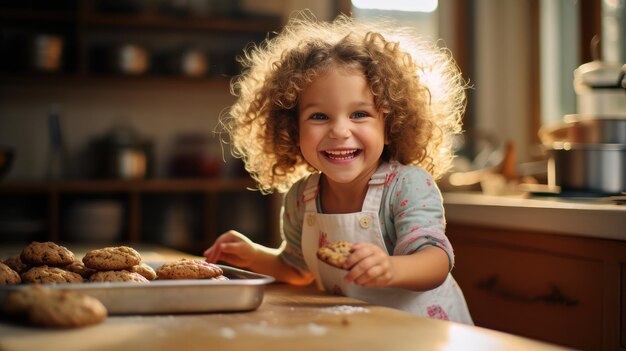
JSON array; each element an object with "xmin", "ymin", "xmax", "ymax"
[
  {"xmin": 325, "ymin": 149, "xmax": 358, "ymax": 160},
  {"xmin": 326, "ymin": 149, "xmax": 357, "ymax": 155}
]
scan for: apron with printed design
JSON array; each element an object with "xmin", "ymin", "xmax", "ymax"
[{"xmin": 301, "ymin": 165, "xmax": 474, "ymax": 324}]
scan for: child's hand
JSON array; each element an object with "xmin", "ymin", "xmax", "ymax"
[
  {"xmin": 343, "ymin": 242, "xmax": 394, "ymax": 288},
  {"xmin": 203, "ymin": 230, "xmax": 257, "ymax": 268}
]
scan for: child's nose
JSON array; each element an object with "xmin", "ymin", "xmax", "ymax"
[{"xmin": 329, "ymin": 118, "xmax": 351, "ymax": 139}]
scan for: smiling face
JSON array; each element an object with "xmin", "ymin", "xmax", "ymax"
[{"xmin": 298, "ymin": 66, "xmax": 387, "ymax": 186}]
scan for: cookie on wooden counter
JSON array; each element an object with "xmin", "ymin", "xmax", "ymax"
[
  {"xmin": 21, "ymin": 265, "xmax": 84, "ymax": 284},
  {"xmin": 317, "ymin": 241, "xmax": 352, "ymax": 269},
  {"xmin": 129, "ymin": 263, "xmax": 157, "ymax": 280},
  {"xmin": 88, "ymin": 270, "xmax": 150, "ymax": 283},
  {"xmin": 3, "ymin": 284, "xmax": 51, "ymax": 315},
  {"xmin": 82, "ymin": 246, "xmax": 142, "ymax": 271},
  {"xmin": 0, "ymin": 261, "xmax": 21, "ymax": 284},
  {"xmin": 3, "ymin": 255, "xmax": 30, "ymax": 274},
  {"xmin": 20, "ymin": 241, "xmax": 75, "ymax": 266},
  {"xmin": 5, "ymin": 285, "xmax": 108, "ymax": 328},
  {"xmin": 29, "ymin": 290, "xmax": 108, "ymax": 328},
  {"xmin": 156, "ymin": 259, "xmax": 223, "ymax": 280}
]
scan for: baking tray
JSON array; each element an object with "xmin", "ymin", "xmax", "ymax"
[{"xmin": 0, "ymin": 263, "xmax": 274, "ymax": 315}]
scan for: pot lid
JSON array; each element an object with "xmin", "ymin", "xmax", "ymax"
[{"xmin": 574, "ymin": 61, "xmax": 626, "ymax": 88}]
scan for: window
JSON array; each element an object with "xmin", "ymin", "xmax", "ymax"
[{"xmin": 348, "ymin": 0, "xmax": 623, "ymax": 172}]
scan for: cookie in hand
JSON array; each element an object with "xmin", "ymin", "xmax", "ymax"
[{"xmin": 317, "ymin": 241, "xmax": 352, "ymax": 269}]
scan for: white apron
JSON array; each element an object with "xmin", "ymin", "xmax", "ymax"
[{"xmin": 301, "ymin": 167, "xmax": 473, "ymax": 325}]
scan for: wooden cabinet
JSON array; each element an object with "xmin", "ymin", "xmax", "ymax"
[
  {"xmin": 0, "ymin": 179, "xmax": 281, "ymax": 256},
  {"xmin": 447, "ymin": 222, "xmax": 626, "ymax": 351}
]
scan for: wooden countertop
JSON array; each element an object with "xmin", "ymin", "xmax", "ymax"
[
  {"xmin": 443, "ymin": 192, "xmax": 626, "ymax": 241},
  {"xmin": 0, "ymin": 245, "xmax": 573, "ymax": 351},
  {"xmin": 0, "ymin": 283, "xmax": 573, "ymax": 351}
]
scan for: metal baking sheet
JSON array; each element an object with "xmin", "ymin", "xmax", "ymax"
[{"xmin": 0, "ymin": 263, "xmax": 274, "ymax": 315}]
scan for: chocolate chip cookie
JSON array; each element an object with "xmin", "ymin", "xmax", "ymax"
[
  {"xmin": 21, "ymin": 265, "xmax": 84, "ymax": 284},
  {"xmin": 20, "ymin": 241, "xmax": 75, "ymax": 266},
  {"xmin": 82, "ymin": 246, "xmax": 142, "ymax": 271},
  {"xmin": 88, "ymin": 270, "xmax": 150, "ymax": 283},
  {"xmin": 317, "ymin": 241, "xmax": 352, "ymax": 269},
  {"xmin": 156, "ymin": 259, "xmax": 223, "ymax": 280},
  {"xmin": 0, "ymin": 261, "xmax": 21, "ymax": 284}
]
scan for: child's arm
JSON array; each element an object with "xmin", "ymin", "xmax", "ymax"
[
  {"xmin": 343, "ymin": 243, "xmax": 449, "ymax": 291},
  {"xmin": 203, "ymin": 230, "xmax": 314, "ymax": 286}
]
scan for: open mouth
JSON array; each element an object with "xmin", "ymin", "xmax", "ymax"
[{"xmin": 323, "ymin": 149, "xmax": 361, "ymax": 160}]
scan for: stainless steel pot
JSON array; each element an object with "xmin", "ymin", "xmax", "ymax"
[
  {"xmin": 540, "ymin": 115, "xmax": 626, "ymax": 144},
  {"xmin": 548, "ymin": 142, "xmax": 626, "ymax": 194}
]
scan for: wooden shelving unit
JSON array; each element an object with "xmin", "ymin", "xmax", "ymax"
[{"xmin": 0, "ymin": 178, "xmax": 281, "ymax": 255}]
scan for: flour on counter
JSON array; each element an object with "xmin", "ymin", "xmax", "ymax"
[
  {"xmin": 320, "ymin": 305, "xmax": 370, "ymax": 315},
  {"xmin": 239, "ymin": 321, "xmax": 328, "ymax": 337},
  {"xmin": 219, "ymin": 327, "xmax": 237, "ymax": 339}
]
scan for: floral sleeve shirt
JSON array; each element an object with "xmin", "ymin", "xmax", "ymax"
[{"xmin": 279, "ymin": 161, "xmax": 454, "ymax": 273}]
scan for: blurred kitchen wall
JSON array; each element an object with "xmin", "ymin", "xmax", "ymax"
[{"xmin": 0, "ymin": 82, "xmax": 234, "ymax": 179}]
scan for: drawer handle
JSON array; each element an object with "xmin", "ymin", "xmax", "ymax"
[{"xmin": 477, "ymin": 274, "xmax": 578, "ymax": 307}]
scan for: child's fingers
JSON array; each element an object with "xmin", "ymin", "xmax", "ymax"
[
  {"xmin": 204, "ymin": 232, "xmax": 242, "ymax": 262},
  {"xmin": 358, "ymin": 272, "xmax": 391, "ymax": 287},
  {"xmin": 350, "ymin": 263, "xmax": 392, "ymax": 287},
  {"xmin": 344, "ymin": 254, "xmax": 379, "ymax": 283},
  {"xmin": 219, "ymin": 251, "xmax": 249, "ymax": 267},
  {"xmin": 219, "ymin": 242, "xmax": 239, "ymax": 253},
  {"xmin": 343, "ymin": 243, "xmax": 378, "ymax": 269},
  {"xmin": 203, "ymin": 244, "xmax": 221, "ymax": 263}
]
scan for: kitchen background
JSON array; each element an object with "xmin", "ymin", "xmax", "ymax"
[
  {"xmin": 0, "ymin": 0, "xmax": 624, "ymax": 250},
  {"xmin": 1, "ymin": 1, "xmax": 625, "ymax": 350}
]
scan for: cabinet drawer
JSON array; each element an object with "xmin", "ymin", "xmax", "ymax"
[
  {"xmin": 622, "ymin": 264, "xmax": 626, "ymax": 349},
  {"xmin": 453, "ymin": 241, "xmax": 603, "ymax": 351}
]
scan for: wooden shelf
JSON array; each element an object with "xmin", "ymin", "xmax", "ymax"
[
  {"xmin": 0, "ymin": 178, "xmax": 279, "ymax": 254},
  {"xmin": 0, "ymin": 72, "xmax": 233, "ymax": 88},
  {"xmin": 0, "ymin": 5, "xmax": 281, "ymax": 33},
  {"xmin": 0, "ymin": 0, "xmax": 281, "ymax": 82},
  {"xmin": 0, "ymin": 178, "xmax": 257, "ymax": 193},
  {"xmin": 0, "ymin": 9, "xmax": 77, "ymax": 22},
  {"xmin": 82, "ymin": 14, "xmax": 281, "ymax": 33}
]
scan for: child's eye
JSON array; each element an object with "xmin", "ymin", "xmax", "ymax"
[
  {"xmin": 351, "ymin": 111, "xmax": 368, "ymax": 119},
  {"xmin": 310, "ymin": 113, "xmax": 328, "ymax": 120}
]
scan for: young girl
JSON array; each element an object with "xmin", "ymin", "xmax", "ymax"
[{"xmin": 204, "ymin": 13, "xmax": 473, "ymax": 324}]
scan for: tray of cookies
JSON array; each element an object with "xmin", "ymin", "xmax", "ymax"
[{"xmin": 0, "ymin": 242, "xmax": 275, "ymax": 315}]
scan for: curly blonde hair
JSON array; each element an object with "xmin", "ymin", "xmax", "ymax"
[{"xmin": 219, "ymin": 13, "xmax": 466, "ymax": 193}]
